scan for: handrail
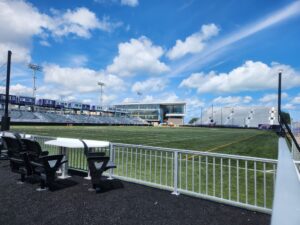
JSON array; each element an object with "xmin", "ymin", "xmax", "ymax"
[
  {"xmin": 279, "ymin": 113, "xmax": 300, "ymax": 152},
  {"xmin": 112, "ymin": 142, "xmax": 277, "ymax": 163}
]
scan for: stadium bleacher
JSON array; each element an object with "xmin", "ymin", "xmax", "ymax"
[
  {"xmin": 0, "ymin": 109, "xmax": 148, "ymax": 125},
  {"xmin": 196, "ymin": 106, "xmax": 278, "ymax": 128}
]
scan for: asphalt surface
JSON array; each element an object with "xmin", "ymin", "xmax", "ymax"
[{"xmin": 0, "ymin": 161, "xmax": 271, "ymax": 225}]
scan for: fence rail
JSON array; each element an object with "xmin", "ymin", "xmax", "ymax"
[{"xmin": 31, "ymin": 135, "xmax": 277, "ymax": 214}]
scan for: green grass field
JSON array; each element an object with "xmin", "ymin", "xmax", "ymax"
[{"xmin": 11, "ymin": 125, "xmax": 278, "ymax": 159}]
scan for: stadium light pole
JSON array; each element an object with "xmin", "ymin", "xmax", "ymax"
[
  {"xmin": 211, "ymin": 104, "xmax": 213, "ymax": 121},
  {"xmin": 277, "ymin": 69, "xmax": 282, "ymax": 124},
  {"xmin": 200, "ymin": 107, "xmax": 203, "ymax": 125},
  {"xmin": 97, "ymin": 82, "xmax": 105, "ymax": 109},
  {"xmin": 221, "ymin": 107, "xmax": 223, "ymax": 126},
  {"xmin": 1, "ymin": 50, "xmax": 12, "ymax": 131},
  {"xmin": 28, "ymin": 63, "xmax": 42, "ymax": 98}
]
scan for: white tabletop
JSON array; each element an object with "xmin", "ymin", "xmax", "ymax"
[{"xmin": 44, "ymin": 137, "xmax": 110, "ymax": 148}]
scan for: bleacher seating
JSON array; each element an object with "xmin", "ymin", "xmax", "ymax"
[
  {"xmin": 0, "ymin": 109, "xmax": 148, "ymax": 125},
  {"xmin": 196, "ymin": 106, "xmax": 278, "ymax": 128}
]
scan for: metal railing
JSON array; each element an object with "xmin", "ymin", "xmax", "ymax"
[
  {"xmin": 31, "ymin": 135, "xmax": 276, "ymax": 214},
  {"xmin": 279, "ymin": 114, "xmax": 300, "ymax": 153}
]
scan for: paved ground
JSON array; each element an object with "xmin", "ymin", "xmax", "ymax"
[{"xmin": 0, "ymin": 161, "xmax": 271, "ymax": 225}]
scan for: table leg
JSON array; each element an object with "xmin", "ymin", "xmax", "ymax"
[
  {"xmin": 84, "ymin": 169, "xmax": 91, "ymax": 180},
  {"xmin": 58, "ymin": 147, "xmax": 71, "ymax": 179}
]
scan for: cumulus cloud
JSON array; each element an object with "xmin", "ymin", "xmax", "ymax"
[
  {"xmin": 94, "ymin": 0, "xmax": 139, "ymax": 7},
  {"xmin": 167, "ymin": 24, "xmax": 219, "ymax": 60},
  {"xmin": 212, "ymin": 96, "xmax": 253, "ymax": 106},
  {"xmin": 121, "ymin": 92, "xmax": 181, "ymax": 104},
  {"xmin": 121, "ymin": 0, "xmax": 139, "ymax": 7},
  {"xmin": 0, "ymin": 0, "xmax": 120, "ymax": 64},
  {"xmin": 69, "ymin": 55, "xmax": 88, "ymax": 67},
  {"xmin": 0, "ymin": 84, "xmax": 32, "ymax": 96},
  {"xmin": 259, "ymin": 92, "xmax": 288, "ymax": 103},
  {"xmin": 132, "ymin": 78, "xmax": 168, "ymax": 93},
  {"xmin": 180, "ymin": 61, "xmax": 300, "ymax": 93},
  {"xmin": 48, "ymin": 9, "xmax": 122, "ymax": 38},
  {"xmin": 291, "ymin": 95, "xmax": 300, "ymax": 104},
  {"xmin": 106, "ymin": 36, "xmax": 169, "ymax": 77},
  {"xmin": 43, "ymin": 64, "xmax": 125, "ymax": 93},
  {"xmin": 282, "ymin": 103, "xmax": 296, "ymax": 110}
]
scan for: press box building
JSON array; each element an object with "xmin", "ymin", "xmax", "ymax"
[{"xmin": 114, "ymin": 102, "xmax": 186, "ymax": 125}]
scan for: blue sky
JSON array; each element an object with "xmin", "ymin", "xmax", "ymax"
[{"xmin": 0, "ymin": 0, "xmax": 300, "ymax": 122}]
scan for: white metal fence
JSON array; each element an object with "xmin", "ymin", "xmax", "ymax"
[{"xmin": 32, "ymin": 135, "xmax": 277, "ymax": 214}]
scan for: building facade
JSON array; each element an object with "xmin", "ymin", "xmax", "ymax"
[{"xmin": 114, "ymin": 102, "xmax": 186, "ymax": 125}]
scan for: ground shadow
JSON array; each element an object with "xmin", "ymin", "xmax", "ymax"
[{"xmin": 94, "ymin": 179, "xmax": 124, "ymax": 193}]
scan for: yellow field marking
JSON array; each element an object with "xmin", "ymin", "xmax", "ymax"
[
  {"xmin": 187, "ymin": 132, "xmax": 265, "ymax": 160},
  {"xmin": 206, "ymin": 133, "xmax": 264, "ymax": 152}
]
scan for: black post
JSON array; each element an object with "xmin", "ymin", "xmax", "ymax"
[
  {"xmin": 278, "ymin": 71, "xmax": 282, "ymax": 124},
  {"xmin": 1, "ymin": 50, "xmax": 12, "ymax": 131}
]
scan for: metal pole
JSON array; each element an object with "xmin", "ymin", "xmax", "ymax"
[
  {"xmin": 100, "ymin": 85, "xmax": 103, "ymax": 108},
  {"xmin": 221, "ymin": 107, "xmax": 223, "ymax": 125},
  {"xmin": 97, "ymin": 82, "xmax": 105, "ymax": 114},
  {"xmin": 200, "ymin": 107, "xmax": 203, "ymax": 125},
  {"xmin": 278, "ymin": 71, "xmax": 282, "ymax": 124},
  {"xmin": 171, "ymin": 151, "xmax": 180, "ymax": 195},
  {"xmin": 32, "ymin": 70, "xmax": 36, "ymax": 97},
  {"xmin": 28, "ymin": 63, "xmax": 42, "ymax": 98},
  {"xmin": 108, "ymin": 143, "xmax": 114, "ymax": 180},
  {"xmin": 1, "ymin": 50, "xmax": 12, "ymax": 131}
]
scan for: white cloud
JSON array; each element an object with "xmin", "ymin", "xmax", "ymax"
[
  {"xmin": 39, "ymin": 40, "xmax": 51, "ymax": 47},
  {"xmin": 121, "ymin": 92, "xmax": 181, "ymax": 104},
  {"xmin": 122, "ymin": 97, "xmax": 135, "ymax": 103},
  {"xmin": 0, "ymin": 0, "xmax": 46, "ymax": 63},
  {"xmin": 121, "ymin": 0, "xmax": 139, "ymax": 7},
  {"xmin": 94, "ymin": 0, "xmax": 138, "ymax": 7},
  {"xmin": 69, "ymin": 55, "xmax": 88, "ymax": 67},
  {"xmin": 132, "ymin": 78, "xmax": 168, "ymax": 93},
  {"xmin": 291, "ymin": 95, "xmax": 300, "ymax": 104},
  {"xmin": 43, "ymin": 64, "xmax": 125, "ymax": 93},
  {"xmin": 48, "ymin": 9, "xmax": 122, "ymax": 38},
  {"xmin": 0, "ymin": 83, "xmax": 32, "ymax": 96},
  {"xmin": 180, "ymin": 61, "xmax": 300, "ymax": 93},
  {"xmin": 0, "ymin": 0, "xmax": 120, "ymax": 64},
  {"xmin": 171, "ymin": 0, "xmax": 300, "ymax": 76},
  {"xmin": 259, "ymin": 92, "xmax": 288, "ymax": 103},
  {"xmin": 106, "ymin": 36, "xmax": 169, "ymax": 77},
  {"xmin": 212, "ymin": 96, "xmax": 253, "ymax": 106},
  {"xmin": 167, "ymin": 24, "xmax": 219, "ymax": 60},
  {"xmin": 282, "ymin": 103, "xmax": 296, "ymax": 110}
]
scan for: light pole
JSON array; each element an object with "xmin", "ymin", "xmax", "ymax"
[
  {"xmin": 278, "ymin": 70, "xmax": 282, "ymax": 124},
  {"xmin": 97, "ymin": 82, "xmax": 105, "ymax": 109},
  {"xmin": 1, "ymin": 51, "xmax": 12, "ymax": 131},
  {"xmin": 28, "ymin": 63, "xmax": 42, "ymax": 98},
  {"xmin": 200, "ymin": 107, "xmax": 203, "ymax": 125}
]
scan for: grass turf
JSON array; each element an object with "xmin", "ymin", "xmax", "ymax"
[{"xmin": 11, "ymin": 125, "xmax": 278, "ymax": 159}]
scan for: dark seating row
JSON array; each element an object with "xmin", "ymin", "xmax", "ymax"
[
  {"xmin": 2, "ymin": 133, "xmax": 67, "ymax": 190},
  {"xmin": 1, "ymin": 132, "xmax": 117, "ymax": 192}
]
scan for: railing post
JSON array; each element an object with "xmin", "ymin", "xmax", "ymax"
[
  {"xmin": 108, "ymin": 143, "xmax": 114, "ymax": 180},
  {"xmin": 172, "ymin": 151, "xmax": 180, "ymax": 196}
]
